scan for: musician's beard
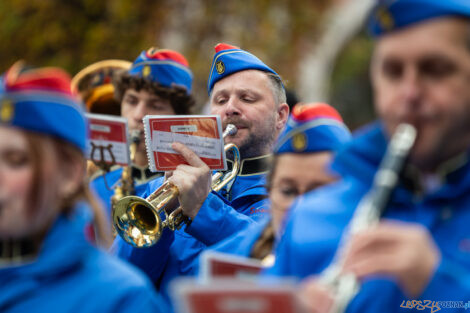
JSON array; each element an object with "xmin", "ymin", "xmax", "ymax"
[
  {"xmin": 226, "ymin": 115, "xmax": 277, "ymax": 160},
  {"xmin": 238, "ymin": 131, "xmax": 276, "ymax": 159}
]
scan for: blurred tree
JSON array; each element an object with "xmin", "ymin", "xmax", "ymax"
[
  {"xmin": 0, "ymin": 0, "xmax": 374, "ymax": 129},
  {"xmin": 0, "ymin": 0, "xmax": 170, "ymax": 72},
  {"xmin": 330, "ymin": 33, "xmax": 375, "ymax": 130},
  {"xmin": 296, "ymin": 0, "xmax": 374, "ymax": 102}
]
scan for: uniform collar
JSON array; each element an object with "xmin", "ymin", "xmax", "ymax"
[
  {"xmin": 227, "ymin": 154, "xmax": 272, "ymax": 176},
  {"xmin": 0, "ymin": 203, "xmax": 91, "ymax": 271},
  {"xmin": 0, "ymin": 237, "xmax": 41, "ymax": 266},
  {"xmin": 90, "ymin": 164, "xmax": 162, "ymax": 186},
  {"xmin": 402, "ymin": 152, "xmax": 469, "ymax": 196},
  {"xmin": 131, "ymin": 164, "xmax": 163, "ymax": 184}
]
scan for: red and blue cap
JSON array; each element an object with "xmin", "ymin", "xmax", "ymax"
[
  {"xmin": 0, "ymin": 62, "xmax": 86, "ymax": 152},
  {"xmin": 207, "ymin": 43, "xmax": 282, "ymax": 95},
  {"xmin": 274, "ymin": 103, "xmax": 351, "ymax": 155},
  {"xmin": 128, "ymin": 48, "xmax": 193, "ymax": 94},
  {"xmin": 368, "ymin": 0, "xmax": 470, "ymax": 37}
]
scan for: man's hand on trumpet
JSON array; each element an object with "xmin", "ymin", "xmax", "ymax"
[{"xmin": 165, "ymin": 142, "xmax": 212, "ymax": 219}]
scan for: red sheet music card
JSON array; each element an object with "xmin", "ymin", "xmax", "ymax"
[
  {"xmin": 171, "ymin": 278, "xmax": 301, "ymax": 313},
  {"xmin": 200, "ymin": 251, "xmax": 264, "ymax": 282},
  {"xmin": 86, "ymin": 113, "xmax": 130, "ymax": 167},
  {"xmin": 143, "ymin": 115, "xmax": 226, "ymax": 172}
]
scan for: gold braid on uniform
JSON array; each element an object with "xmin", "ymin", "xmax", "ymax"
[{"xmin": 250, "ymin": 220, "xmax": 275, "ymax": 260}]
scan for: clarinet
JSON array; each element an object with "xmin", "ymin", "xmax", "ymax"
[{"xmin": 318, "ymin": 123, "xmax": 417, "ymax": 313}]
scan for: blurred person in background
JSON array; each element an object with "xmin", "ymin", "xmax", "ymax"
[
  {"xmin": 267, "ymin": 0, "xmax": 470, "ymax": 312},
  {"xmin": 72, "ymin": 59, "xmax": 131, "ymax": 117},
  {"xmin": 0, "ymin": 62, "xmax": 164, "ymax": 312},
  {"xmin": 90, "ymin": 48, "xmax": 195, "ymax": 218},
  {"xmin": 71, "ymin": 59, "xmax": 131, "ymax": 178}
]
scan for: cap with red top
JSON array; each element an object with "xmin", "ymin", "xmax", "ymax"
[
  {"xmin": 128, "ymin": 47, "xmax": 193, "ymax": 94},
  {"xmin": 0, "ymin": 61, "xmax": 86, "ymax": 151},
  {"xmin": 274, "ymin": 102, "xmax": 351, "ymax": 154},
  {"xmin": 207, "ymin": 43, "xmax": 282, "ymax": 95}
]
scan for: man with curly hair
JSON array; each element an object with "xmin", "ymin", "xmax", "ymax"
[{"xmin": 90, "ymin": 48, "xmax": 195, "ymax": 218}]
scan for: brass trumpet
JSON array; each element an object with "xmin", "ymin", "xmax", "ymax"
[{"xmin": 112, "ymin": 124, "xmax": 239, "ymax": 248}]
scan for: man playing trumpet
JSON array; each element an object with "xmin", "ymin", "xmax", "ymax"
[{"xmin": 114, "ymin": 43, "xmax": 289, "ymax": 309}]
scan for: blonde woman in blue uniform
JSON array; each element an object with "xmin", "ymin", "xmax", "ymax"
[{"xmin": 0, "ymin": 63, "xmax": 165, "ymax": 313}]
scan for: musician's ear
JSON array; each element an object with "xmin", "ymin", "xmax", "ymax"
[{"xmin": 276, "ymin": 102, "xmax": 289, "ymax": 133}]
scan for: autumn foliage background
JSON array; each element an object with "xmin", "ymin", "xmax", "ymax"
[{"xmin": 0, "ymin": 0, "xmax": 376, "ymax": 129}]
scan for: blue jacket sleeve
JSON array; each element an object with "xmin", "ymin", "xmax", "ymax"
[
  {"xmin": 421, "ymin": 257, "xmax": 470, "ymax": 301},
  {"xmin": 185, "ymin": 192, "xmax": 269, "ymax": 246},
  {"xmin": 111, "ymin": 284, "xmax": 168, "ymax": 313},
  {"xmin": 112, "ymin": 228, "xmax": 175, "ymax": 282}
]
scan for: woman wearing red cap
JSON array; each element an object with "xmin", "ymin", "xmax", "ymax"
[{"xmin": 0, "ymin": 63, "xmax": 164, "ymax": 313}]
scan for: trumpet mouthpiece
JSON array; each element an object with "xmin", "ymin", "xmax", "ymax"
[
  {"xmin": 130, "ymin": 130, "xmax": 142, "ymax": 144},
  {"xmin": 224, "ymin": 124, "xmax": 238, "ymax": 137}
]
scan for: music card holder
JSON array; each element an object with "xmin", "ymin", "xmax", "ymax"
[
  {"xmin": 171, "ymin": 277, "xmax": 301, "ymax": 313},
  {"xmin": 143, "ymin": 115, "xmax": 226, "ymax": 172},
  {"xmin": 86, "ymin": 113, "xmax": 130, "ymax": 171},
  {"xmin": 200, "ymin": 251, "xmax": 264, "ymax": 283}
]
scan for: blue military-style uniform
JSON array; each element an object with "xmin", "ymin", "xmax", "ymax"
[
  {"xmin": 201, "ymin": 102, "xmax": 352, "ymax": 263},
  {"xmin": 267, "ymin": 122, "xmax": 470, "ymax": 312},
  {"xmin": 115, "ymin": 42, "xmax": 286, "ymax": 311},
  {"xmin": 114, "ymin": 156, "xmax": 271, "ymax": 303},
  {"xmin": 0, "ymin": 203, "xmax": 164, "ymax": 313},
  {"xmin": 0, "ymin": 63, "xmax": 164, "ymax": 313},
  {"xmin": 203, "ymin": 216, "xmax": 271, "ymax": 260}
]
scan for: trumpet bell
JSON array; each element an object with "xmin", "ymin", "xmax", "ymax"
[
  {"xmin": 113, "ymin": 195, "xmax": 163, "ymax": 248},
  {"xmin": 112, "ymin": 124, "xmax": 239, "ymax": 248}
]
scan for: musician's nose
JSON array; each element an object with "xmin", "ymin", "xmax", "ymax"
[
  {"xmin": 132, "ymin": 101, "xmax": 147, "ymax": 122},
  {"xmin": 224, "ymin": 97, "xmax": 242, "ymax": 117}
]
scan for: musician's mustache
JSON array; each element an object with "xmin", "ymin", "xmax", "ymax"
[{"xmin": 223, "ymin": 118, "xmax": 251, "ymax": 130}]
